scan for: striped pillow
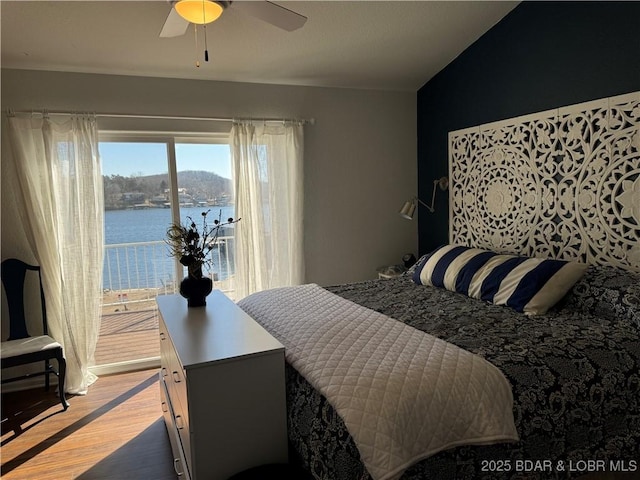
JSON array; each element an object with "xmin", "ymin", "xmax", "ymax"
[{"xmin": 413, "ymin": 244, "xmax": 588, "ymax": 315}]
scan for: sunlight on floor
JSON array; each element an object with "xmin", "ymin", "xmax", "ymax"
[{"xmin": 1, "ymin": 371, "xmax": 172, "ymax": 480}]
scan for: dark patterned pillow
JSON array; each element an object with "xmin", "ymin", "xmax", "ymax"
[
  {"xmin": 404, "ymin": 252, "xmax": 433, "ymax": 277},
  {"xmin": 559, "ymin": 265, "xmax": 640, "ymax": 327},
  {"xmin": 413, "ymin": 244, "xmax": 588, "ymax": 315}
]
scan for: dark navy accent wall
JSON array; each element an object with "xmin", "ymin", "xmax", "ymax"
[{"xmin": 416, "ymin": 1, "xmax": 640, "ymax": 255}]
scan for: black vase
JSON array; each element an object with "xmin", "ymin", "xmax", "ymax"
[{"xmin": 179, "ymin": 275, "xmax": 213, "ymax": 308}]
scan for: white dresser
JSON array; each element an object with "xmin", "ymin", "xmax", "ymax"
[{"xmin": 157, "ymin": 291, "xmax": 288, "ymax": 480}]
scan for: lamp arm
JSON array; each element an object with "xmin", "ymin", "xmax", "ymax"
[
  {"xmin": 401, "ymin": 177, "xmax": 448, "ymax": 219},
  {"xmin": 418, "ymin": 177, "xmax": 448, "ymax": 214},
  {"xmin": 415, "ymin": 196, "xmax": 434, "ymax": 213}
]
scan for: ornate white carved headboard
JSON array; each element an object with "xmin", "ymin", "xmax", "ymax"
[{"xmin": 448, "ymin": 91, "xmax": 639, "ymax": 272}]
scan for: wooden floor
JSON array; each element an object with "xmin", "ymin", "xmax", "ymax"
[{"xmin": 1, "ymin": 369, "xmax": 175, "ymax": 480}]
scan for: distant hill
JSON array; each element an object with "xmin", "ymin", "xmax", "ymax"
[{"xmin": 103, "ymin": 170, "xmax": 232, "ymax": 209}]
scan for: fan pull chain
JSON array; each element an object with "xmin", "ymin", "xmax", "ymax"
[
  {"xmin": 204, "ymin": 25, "xmax": 209, "ymax": 62},
  {"xmin": 202, "ymin": 0, "xmax": 209, "ymax": 62},
  {"xmin": 194, "ymin": 24, "xmax": 200, "ymax": 68}
]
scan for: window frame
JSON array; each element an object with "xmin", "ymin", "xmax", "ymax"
[{"xmin": 98, "ymin": 131, "xmax": 231, "ymax": 282}]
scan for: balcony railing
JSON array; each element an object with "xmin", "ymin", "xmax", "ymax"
[{"xmin": 102, "ymin": 236, "xmax": 236, "ymax": 309}]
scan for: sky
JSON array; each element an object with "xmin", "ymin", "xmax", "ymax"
[{"xmin": 99, "ymin": 142, "xmax": 232, "ymax": 179}]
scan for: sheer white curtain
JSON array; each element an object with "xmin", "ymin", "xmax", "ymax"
[
  {"xmin": 230, "ymin": 122, "xmax": 304, "ymax": 299},
  {"xmin": 7, "ymin": 114, "xmax": 104, "ymax": 394}
]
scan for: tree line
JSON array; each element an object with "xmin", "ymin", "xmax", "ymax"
[{"xmin": 103, "ymin": 171, "xmax": 232, "ymax": 209}]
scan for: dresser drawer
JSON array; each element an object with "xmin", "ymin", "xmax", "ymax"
[
  {"xmin": 160, "ymin": 375, "xmax": 191, "ymax": 480},
  {"xmin": 161, "ymin": 325, "xmax": 192, "ymax": 471},
  {"xmin": 165, "ymin": 341, "xmax": 189, "ymax": 420},
  {"xmin": 171, "ymin": 383, "xmax": 192, "ymax": 471},
  {"xmin": 159, "ymin": 318, "xmax": 174, "ymax": 369},
  {"xmin": 159, "ymin": 325, "xmax": 170, "ymax": 359},
  {"xmin": 159, "ymin": 319, "xmax": 173, "ymax": 388}
]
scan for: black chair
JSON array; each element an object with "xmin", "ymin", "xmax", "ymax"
[{"xmin": 1, "ymin": 258, "xmax": 68, "ymax": 410}]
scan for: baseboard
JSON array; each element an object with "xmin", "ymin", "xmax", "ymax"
[{"xmin": 89, "ymin": 357, "xmax": 160, "ymax": 376}]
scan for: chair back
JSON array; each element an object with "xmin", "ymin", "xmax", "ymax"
[{"xmin": 1, "ymin": 258, "xmax": 48, "ymax": 341}]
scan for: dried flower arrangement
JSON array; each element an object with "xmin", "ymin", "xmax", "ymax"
[{"xmin": 166, "ymin": 209, "xmax": 240, "ymax": 279}]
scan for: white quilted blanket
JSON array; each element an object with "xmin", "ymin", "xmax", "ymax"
[{"xmin": 239, "ymin": 284, "xmax": 519, "ymax": 480}]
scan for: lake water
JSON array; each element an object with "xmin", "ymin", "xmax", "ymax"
[{"xmin": 103, "ymin": 206, "xmax": 235, "ymax": 290}]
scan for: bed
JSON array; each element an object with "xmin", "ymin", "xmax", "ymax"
[
  {"xmin": 238, "ymin": 92, "xmax": 640, "ymax": 480},
  {"xmin": 239, "ymin": 263, "xmax": 640, "ymax": 480}
]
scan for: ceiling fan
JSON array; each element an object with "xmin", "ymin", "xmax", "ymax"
[{"xmin": 159, "ymin": 0, "xmax": 308, "ymax": 38}]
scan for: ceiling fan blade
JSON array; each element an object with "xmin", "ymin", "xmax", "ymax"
[
  {"xmin": 160, "ymin": 6, "xmax": 190, "ymax": 37},
  {"xmin": 232, "ymin": 1, "xmax": 307, "ymax": 31}
]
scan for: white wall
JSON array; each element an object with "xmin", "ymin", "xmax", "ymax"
[{"xmin": 1, "ymin": 68, "xmax": 418, "ymax": 288}]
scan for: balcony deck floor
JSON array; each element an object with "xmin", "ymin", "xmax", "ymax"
[{"xmin": 94, "ymin": 309, "xmax": 160, "ymax": 365}]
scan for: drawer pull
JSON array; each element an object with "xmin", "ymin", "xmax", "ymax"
[
  {"xmin": 161, "ymin": 401, "xmax": 168, "ymax": 413},
  {"xmin": 176, "ymin": 415, "xmax": 185, "ymax": 430},
  {"xmin": 172, "ymin": 371, "xmax": 182, "ymax": 383},
  {"xmin": 173, "ymin": 458, "xmax": 184, "ymax": 477},
  {"xmin": 160, "ymin": 332, "xmax": 166, "ymax": 340},
  {"xmin": 161, "ymin": 367, "xmax": 168, "ymax": 377}
]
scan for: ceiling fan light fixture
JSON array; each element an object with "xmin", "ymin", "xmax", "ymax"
[{"xmin": 175, "ymin": 0, "xmax": 223, "ymax": 25}]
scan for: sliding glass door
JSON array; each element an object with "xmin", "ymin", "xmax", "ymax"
[
  {"xmin": 174, "ymin": 141, "xmax": 237, "ymax": 294},
  {"xmin": 94, "ymin": 134, "xmax": 232, "ymax": 372}
]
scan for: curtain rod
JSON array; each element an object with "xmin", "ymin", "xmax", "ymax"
[{"xmin": 6, "ymin": 109, "xmax": 315, "ymax": 125}]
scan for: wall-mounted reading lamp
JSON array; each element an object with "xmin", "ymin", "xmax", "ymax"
[{"xmin": 399, "ymin": 176, "xmax": 449, "ymax": 219}]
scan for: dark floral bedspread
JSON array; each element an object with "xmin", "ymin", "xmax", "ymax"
[{"xmin": 282, "ymin": 266, "xmax": 640, "ymax": 480}]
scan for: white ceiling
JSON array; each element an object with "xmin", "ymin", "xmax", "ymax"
[{"xmin": 0, "ymin": 1, "xmax": 518, "ymax": 92}]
